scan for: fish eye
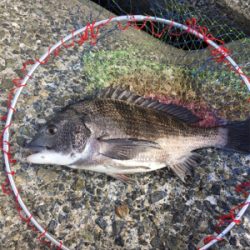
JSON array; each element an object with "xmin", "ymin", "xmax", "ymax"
[{"xmin": 46, "ymin": 125, "xmax": 57, "ymax": 135}]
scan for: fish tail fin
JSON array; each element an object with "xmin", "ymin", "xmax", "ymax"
[{"xmin": 225, "ymin": 117, "xmax": 250, "ymax": 153}]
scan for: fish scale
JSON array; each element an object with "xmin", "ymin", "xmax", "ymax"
[{"xmin": 81, "ymin": 99, "xmax": 216, "ymax": 140}]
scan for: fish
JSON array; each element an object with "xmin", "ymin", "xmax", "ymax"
[{"xmin": 25, "ymin": 86, "xmax": 250, "ymax": 183}]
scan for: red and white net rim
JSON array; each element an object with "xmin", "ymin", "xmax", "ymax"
[{"xmin": 2, "ymin": 15, "xmax": 250, "ymax": 250}]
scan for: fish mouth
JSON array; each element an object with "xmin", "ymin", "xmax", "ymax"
[{"xmin": 24, "ymin": 143, "xmax": 51, "ymax": 153}]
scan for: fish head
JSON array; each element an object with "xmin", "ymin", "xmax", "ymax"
[{"xmin": 26, "ymin": 111, "xmax": 91, "ymax": 165}]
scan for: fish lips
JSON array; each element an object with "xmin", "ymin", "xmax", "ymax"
[{"xmin": 24, "ymin": 141, "xmax": 51, "ymax": 153}]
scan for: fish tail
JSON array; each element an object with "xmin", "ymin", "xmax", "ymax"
[{"xmin": 224, "ymin": 117, "xmax": 250, "ymax": 153}]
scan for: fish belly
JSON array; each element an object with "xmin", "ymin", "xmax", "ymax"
[{"xmin": 69, "ymin": 152, "xmax": 166, "ymax": 174}]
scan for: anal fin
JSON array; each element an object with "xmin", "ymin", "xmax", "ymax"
[{"xmin": 170, "ymin": 153, "xmax": 202, "ymax": 182}]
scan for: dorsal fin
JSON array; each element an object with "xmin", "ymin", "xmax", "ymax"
[{"xmin": 97, "ymin": 86, "xmax": 201, "ymax": 124}]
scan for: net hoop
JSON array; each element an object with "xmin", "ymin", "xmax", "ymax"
[{"xmin": 2, "ymin": 15, "xmax": 250, "ymax": 250}]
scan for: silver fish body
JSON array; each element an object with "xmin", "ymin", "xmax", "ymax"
[{"xmin": 26, "ymin": 87, "xmax": 250, "ymax": 182}]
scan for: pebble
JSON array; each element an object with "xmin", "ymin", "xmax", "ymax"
[
  {"xmin": 150, "ymin": 236, "xmax": 161, "ymax": 249},
  {"xmin": 58, "ymin": 213, "xmax": 67, "ymax": 223},
  {"xmin": 95, "ymin": 217, "xmax": 108, "ymax": 230},
  {"xmin": 112, "ymin": 220, "xmax": 125, "ymax": 235},
  {"xmin": 114, "ymin": 235, "xmax": 124, "ymax": 247},
  {"xmin": 0, "ymin": 57, "xmax": 6, "ymax": 70},
  {"xmin": 115, "ymin": 204, "xmax": 129, "ymax": 218},
  {"xmin": 211, "ymin": 183, "xmax": 221, "ymax": 195},
  {"xmin": 48, "ymin": 219, "xmax": 57, "ymax": 233},
  {"xmin": 149, "ymin": 191, "xmax": 167, "ymax": 203}
]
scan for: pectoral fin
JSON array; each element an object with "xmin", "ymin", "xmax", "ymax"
[
  {"xmin": 170, "ymin": 153, "xmax": 202, "ymax": 182},
  {"xmin": 99, "ymin": 138, "xmax": 161, "ymax": 160}
]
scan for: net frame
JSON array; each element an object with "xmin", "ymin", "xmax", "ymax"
[{"xmin": 1, "ymin": 15, "xmax": 250, "ymax": 250}]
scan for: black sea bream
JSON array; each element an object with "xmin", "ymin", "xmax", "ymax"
[{"xmin": 26, "ymin": 87, "xmax": 250, "ymax": 182}]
